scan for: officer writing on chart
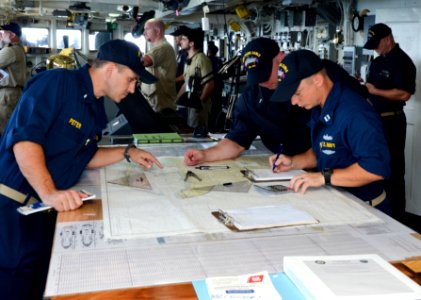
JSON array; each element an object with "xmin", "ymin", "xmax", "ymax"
[
  {"xmin": 363, "ymin": 23, "xmax": 416, "ymax": 223},
  {"xmin": 184, "ymin": 38, "xmax": 311, "ymax": 165},
  {"xmin": 270, "ymin": 50, "xmax": 391, "ymax": 215},
  {"xmin": 0, "ymin": 39, "xmax": 163, "ymax": 300}
]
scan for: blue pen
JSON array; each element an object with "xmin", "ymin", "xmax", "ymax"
[{"xmin": 272, "ymin": 143, "xmax": 283, "ymax": 171}]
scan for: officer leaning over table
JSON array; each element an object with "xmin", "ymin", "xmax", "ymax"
[
  {"xmin": 0, "ymin": 39, "xmax": 163, "ymax": 300},
  {"xmin": 184, "ymin": 38, "xmax": 312, "ymax": 165},
  {"xmin": 270, "ymin": 50, "xmax": 392, "ymax": 215}
]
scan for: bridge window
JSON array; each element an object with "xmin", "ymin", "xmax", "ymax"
[
  {"xmin": 21, "ymin": 28, "xmax": 49, "ymax": 48},
  {"xmin": 57, "ymin": 29, "xmax": 81, "ymax": 49},
  {"xmin": 124, "ymin": 32, "xmax": 146, "ymax": 53},
  {"xmin": 89, "ymin": 31, "xmax": 112, "ymax": 51},
  {"xmin": 123, "ymin": 33, "xmax": 175, "ymax": 54}
]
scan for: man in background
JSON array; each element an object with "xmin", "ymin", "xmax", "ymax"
[
  {"xmin": 0, "ymin": 22, "xmax": 26, "ymax": 135},
  {"xmin": 364, "ymin": 23, "xmax": 416, "ymax": 223},
  {"xmin": 170, "ymin": 25, "xmax": 189, "ymax": 93},
  {"xmin": 177, "ymin": 27, "xmax": 214, "ymax": 137},
  {"xmin": 142, "ymin": 18, "xmax": 177, "ymax": 117},
  {"xmin": 207, "ymin": 41, "xmax": 224, "ymax": 132}
]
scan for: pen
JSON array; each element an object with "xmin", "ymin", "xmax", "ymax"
[
  {"xmin": 195, "ymin": 165, "xmax": 230, "ymax": 170},
  {"xmin": 272, "ymin": 143, "xmax": 283, "ymax": 171}
]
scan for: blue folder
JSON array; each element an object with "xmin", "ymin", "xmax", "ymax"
[{"xmin": 192, "ymin": 272, "xmax": 305, "ymax": 300}]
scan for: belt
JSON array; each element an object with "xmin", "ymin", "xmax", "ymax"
[
  {"xmin": 369, "ymin": 190, "xmax": 386, "ymax": 207},
  {"xmin": 0, "ymin": 183, "xmax": 38, "ymax": 205},
  {"xmin": 380, "ymin": 110, "xmax": 403, "ymax": 117},
  {"xmin": 0, "ymin": 86, "xmax": 22, "ymax": 89}
]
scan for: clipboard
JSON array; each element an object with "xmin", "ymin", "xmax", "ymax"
[
  {"xmin": 212, "ymin": 210, "xmax": 240, "ymax": 231},
  {"xmin": 212, "ymin": 205, "xmax": 319, "ymax": 232},
  {"xmin": 242, "ymin": 169, "xmax": 306, "ymax": 182}
]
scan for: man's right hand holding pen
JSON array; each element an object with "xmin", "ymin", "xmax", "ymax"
[
  {"xmin": 270, "ymin": 148, "xmax": 322, "ymax": 194},
  {"xmin": 270, "ymin": 153, "xmax": 294, "ymax": 173}
]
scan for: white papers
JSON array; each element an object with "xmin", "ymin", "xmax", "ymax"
[
  {"xmin": 217, "ymin": 204, "xmax": 319, "ymax": 231},
  {"xmin": 206, "ymin": 271, "xmax": 282, "ymax": 300},
  {"xmin": 244, "ymin": 169, "xmax": 305, "ymax": 182},
  {"xmin": 17, "ymin": 192, "xmax": 96, "ymax": 215},
  {"xmin": 0, "ymin": 69, "xmax": 8, "ymax": 83},
  {"xmin": 283, "ymin": 254, "xmax": 421, "ymax": 300}
]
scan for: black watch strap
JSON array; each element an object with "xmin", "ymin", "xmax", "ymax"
[
  {"xmin": 322, "ymin": 168, "xmax": 333, "ymax": 185},
  {"xmin": 124, "ymin": 144, "xmax": 136, "ymax": 163}
]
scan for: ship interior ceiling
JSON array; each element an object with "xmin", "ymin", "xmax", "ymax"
[
  {"xmin": 1, "ymin": 0, "xmax": 349, "ymax": 74},
  {"xmin": 3, "ymin": 0, "xmax": 343, "ymax": 33}
]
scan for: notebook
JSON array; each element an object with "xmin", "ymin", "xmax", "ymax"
[{"xmin": 243, "ymin": 169, "xmax": 305, "ymax": 182}]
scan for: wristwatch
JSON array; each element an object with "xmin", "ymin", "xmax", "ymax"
[
  {"xmin": 322, "ymin": 168, "xmax": 333, "ymax": 185},
  {"xmin": 124, "ymin": 144, "xmax": 136, "ymax": 163}
]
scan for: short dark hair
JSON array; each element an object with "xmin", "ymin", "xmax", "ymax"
[
  {"xmin": 183, "ymin": 27, "xmax": 204, "ymax": 50},
  {"xmin": 208, "ymin": 42, "xmax": 218, "ymax": 55}
]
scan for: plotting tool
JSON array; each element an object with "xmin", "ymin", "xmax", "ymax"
[
  {"xmin": 108, "ymin": 173, "xmax": 152, "ymax": 190},
  {"xmin": 184, "ymin": 170, "xmax": 202, "ymax": 181}
]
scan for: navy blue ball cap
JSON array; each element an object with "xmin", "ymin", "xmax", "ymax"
[
  {"xmin": 97, "ymin": 39, "xmax": 157, "ymax": 84},
  {"xmin": 363, "ymin": 23, "xmax": 392, "ymax": 50},
  {"xmin": 270, "ymin": 49, "xmax": 323, "ymax": 103},
  {"xmin": 169, "ymin": 25, "xmax": 190, "ymax": 36},
  {"xmin": 241, "ymin": 38, "xmax": 280, "ymax": 86},
  {"xmin": 1, "ymin": 22, "xmax": 22, "ymax": 37}
]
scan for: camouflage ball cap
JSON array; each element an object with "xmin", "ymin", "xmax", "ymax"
[{"xmin": 241, "ymin": 38, "xmax": 280, "ymax": 86}]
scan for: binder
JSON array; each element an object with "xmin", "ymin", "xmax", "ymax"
[{"xmin": 133, "ymin": 132, "xmax": 183, "ymax": 144}]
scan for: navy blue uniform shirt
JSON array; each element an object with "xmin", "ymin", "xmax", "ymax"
[
  {"xmin": 225, "ymin": 85, "xmax": 311, "ymax": 155},
  {"xmin": 367, "ymin": 44, "xmax": 416, "ymax": 113},
  {"xmin": 0, "ymin": 64, "xmax": 106, "ymax": 198},
  {"xmin": 310, "ymin": 82, "xmax": 390, "ymax": 201}
]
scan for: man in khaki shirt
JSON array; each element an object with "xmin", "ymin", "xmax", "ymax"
[
  {"xmin": 141, "ymin": 18, "xmax": 177, "ymax": 115},
  {"xmin": 0, "ymin": 22, "xmax": 26, "ymax": 135},
  {"xmin": 177, "ymin": 27, "xmax": 214, "ymax": 137}
]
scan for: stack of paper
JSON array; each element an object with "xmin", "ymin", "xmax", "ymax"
[
  {"xmin": 215, "ymin": 204, "xmax": 319, "ymax": 231},
  {"xmin": 283, "ymin": 254, "xmax": 421, "ymax": 300}
]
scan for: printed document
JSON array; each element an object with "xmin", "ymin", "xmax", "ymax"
[
  {"xmin": 283, "ymin": 254, "xmax": 421, "ymax": 300},
  {"xmin": 206, "ymin": 271, "xmax": 282, "ymax": 300}
]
